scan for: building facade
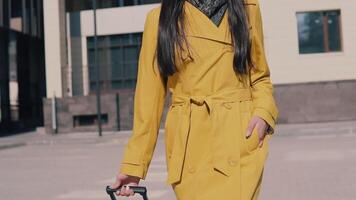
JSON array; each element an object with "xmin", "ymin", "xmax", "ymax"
[
  {"xmin": 262, "ymin": 0, "xmax": 356, "ymax": 123},
  {"xmin": 42, "ymin": 0, "xmax": 356, "ymax": 133},
  {"xmin": 0, "ymin": 0, "xmax": 46, "ymax": 135}
]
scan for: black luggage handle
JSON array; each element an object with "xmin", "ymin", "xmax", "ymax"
[{"xmin": 106, "ymin": 185, "xmax": 148, "ymax": 200}]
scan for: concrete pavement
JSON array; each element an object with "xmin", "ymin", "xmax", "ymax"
[{"xmin": 1, "ymin": 120, "xmax": 356, "ymax": 200}]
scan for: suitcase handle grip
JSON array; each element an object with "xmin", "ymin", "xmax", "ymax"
[{"xmin": 106, "ymin": 185, "xmax": 148, "ymax": 200}]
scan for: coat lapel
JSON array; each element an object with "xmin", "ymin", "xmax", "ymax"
[{"xmin": 184, "ymin": 1, "xmax": 233, "ymax": 45}]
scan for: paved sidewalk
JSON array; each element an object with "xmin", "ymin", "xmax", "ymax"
[{"xmin": 1, "ymin": 120, "xmax": 356, "ymax": 200}]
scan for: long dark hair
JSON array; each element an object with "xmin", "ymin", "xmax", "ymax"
[{"xmin": 156, "ymin": 0, "xmax": 253, "ymax": 79}]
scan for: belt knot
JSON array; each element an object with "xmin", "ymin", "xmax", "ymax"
[{"xmin": 190, "ymin": 95, "xmax": 206, "ymax": 106}]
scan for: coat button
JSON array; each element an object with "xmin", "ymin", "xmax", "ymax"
[
  {"xmin": 228, "ymin": 157, "xmax": 238, "ymax": 166},
  {"xmin": 188, "ymin": 167, "xmax": 196, "ymax": 174},
  {"xmin": 223, "ymin": 102, "xmax": 232, "ymax": 109}
]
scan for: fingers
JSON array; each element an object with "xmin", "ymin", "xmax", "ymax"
[
  {"xmin": 110, "ymin": 183, "xmax": 119, "ymax": 190},
  {"xmin": 256, "ymin": 120, "xmax": 268, "ymax": 148},
  {"xmin": 118, "ymin": 184, "xmax": 135, "ymax": 197},
  {"xmin": 115, "ymin": 188, "xmax": 124, "ymax": 196},
  {"xmin": 111, "ymin": 173, "xmax": 140, "ymax": 197},
  {"xmin": 111, "ymin": 175, "xmax": 122, "ymax": 196},
  {"xmin": 246, "ymin": 118, "xmax": 257, "ymax": 138},
  {"xmin": 246, "ymin": 116, "xmax": 268, "ymax": 148},
  {"xmin": 110, "ymin": 178, "xmax": 121, "ymax": 190},
  {"xmin": 258, "ymin": 138, "xmax": 264, "ymax": 148}
]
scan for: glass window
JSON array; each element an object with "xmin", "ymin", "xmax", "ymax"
[
  {"xmin": 326, "ymin": 11, "xmax": 342, "ymax": 52},
  {"xmin": 87, "ymin": 32, "xmax": 142, "ymax": 91},
  {"xmin": 10, "ymin": 0, "xmax": 23, "ymax": 32},
  {"xmin": 66, "ymin": 0, "xmax": 161, "ymax": 12},
  {"xmin": 97, "ymin": 0, "xmax": 120, "ymax": 9},
  {"xmin": 297, "ymin": 10, "xmax": 342, "ymax": 54},
  {"xmin": 8, "ymin": 32, "xmax": 19, "ymax": 121},
  {"xmin": 66, "ymin": 0, "xmax": 92, "ymax": 12},
  {"xmin": 31, "ymin": 0, "xmax": 43, "ymax": 37},
  {"xmin": 4, "ymin": 0, "xmax": 43, "ymax": 37},
  {"xmin": 0, "ymin": 0, "xmax": 4, "ymax": 26}
]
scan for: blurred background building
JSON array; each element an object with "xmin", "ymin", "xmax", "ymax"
[
  {"xmin": 42, "ymin": 0, "xmax": 162, "ymax": 133},
  {"xmin": 1, "ymin": 0, "xmax": 355, "ymax": 134},
  {"xmin": 263, "ymin": 0, "xmax": 356, "ymax": 124},
  {"xmin": 0, "ymin": 0, "xmax": 46, "ymax": 135}
]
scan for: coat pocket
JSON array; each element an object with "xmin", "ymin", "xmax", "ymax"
[{"xmin": 239, "ymin": 100, "xmax": 260, "ymax": 155}]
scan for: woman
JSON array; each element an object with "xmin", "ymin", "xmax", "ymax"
[{"xmin": 110, "ymin": 0, "xmax": 279, "ymax": 199}]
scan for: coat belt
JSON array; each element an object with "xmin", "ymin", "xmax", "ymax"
[{"xmin": 166, "ymin": 87, "xmax": 253, "ymax": 184}]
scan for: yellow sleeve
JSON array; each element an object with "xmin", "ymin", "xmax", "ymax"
[
  {"xmin": 249, "ymin": 2, "xmax": 279, "ymax": 135},
  {"xmin": 119, "ymin": 8, "xmax": 167, "ymax": 179}
]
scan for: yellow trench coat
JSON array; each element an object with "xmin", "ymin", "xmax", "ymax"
[{"xmin": 119, "ymin": 0, "xmax": 279, "ymax": 199}]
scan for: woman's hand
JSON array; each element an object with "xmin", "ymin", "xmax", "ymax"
[
  {"xmin": 109, "ymin": 173, "xmax": 141, "ymax": 197},
  {"xmin": 245, "ymin": 116, "xmax": 269, "ymax": 147}
]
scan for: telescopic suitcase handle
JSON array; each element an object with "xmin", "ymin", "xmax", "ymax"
[{"xmin": 106, "ymin": 185, "xmax": 148, "ymax": 200}]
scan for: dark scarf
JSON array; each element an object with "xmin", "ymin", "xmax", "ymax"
[{"xmin": 186, "ymin": 0, "xmax": 228, "ymax": 27}]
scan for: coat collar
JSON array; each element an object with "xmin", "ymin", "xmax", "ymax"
[
  {"xmin": 183, "ymin": 1, "xmax": 233, "ymax": 45},
  {"xmin": 185, "ymin": 0, "xmax": 228, "ymax": 27}
]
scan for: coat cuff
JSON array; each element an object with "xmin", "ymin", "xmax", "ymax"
[
  {"xmin": 252, "ymin": 107, "xmax": 276, "ymax": 135},
  {"xmin": 119, "ymin": 163, "xmax": 148, "ymax": 180}
]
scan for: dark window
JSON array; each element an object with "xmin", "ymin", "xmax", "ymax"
[
  {"xmin": 11, "ymin": 0, "xmax": 22, "ymax": 18},
  {"xmin": 66, "ymin": 0, "xmax": 161, "ymax": 12},
  {"xmin": 4, "ymin": 0, "xmax": 43, "ymax": 37},
  {"xmin": 297, "ymin": 10, "xmax": 342, "ymax": 54},
  {"xmin": 73, "ymin": 114, "xmax": 108, "ymax": 127},
  {"xmin": 87, "ymin": 33, "xmax": 142, "ymax": 91}
]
